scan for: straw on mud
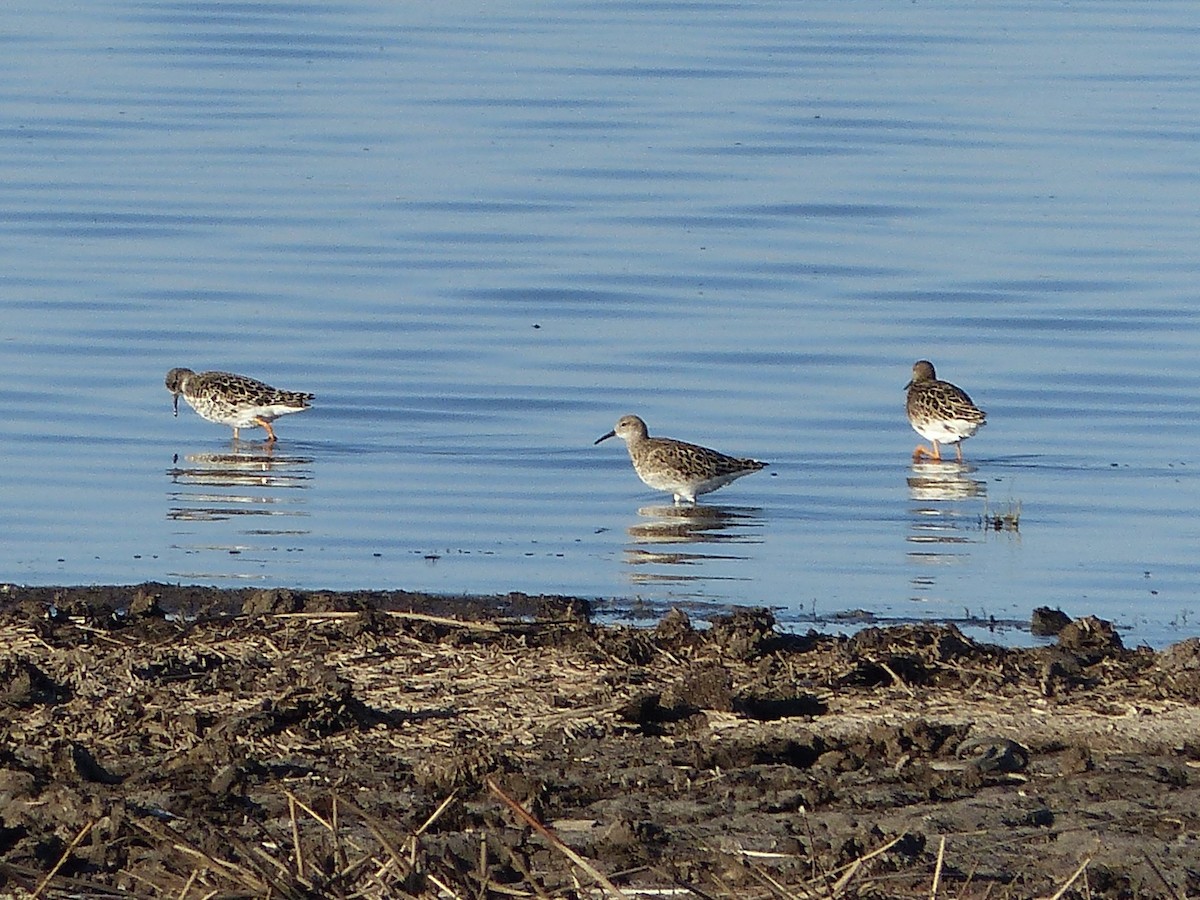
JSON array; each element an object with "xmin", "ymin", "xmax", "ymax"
[
  {"xmin": 330, "ymin": 793, "xmax": 346, "ymax": 876},
  {"xmin": 286, "ymin": 789, "xmax": 332, "ymax": 831},
  {"xmin": 478, "ymin": 834, "xmax": 491, "ymax": 895},
  {"xmin": 742, "ymin": 860, "xmax": 806, "ymax": 900},
  {"xmin": 175, "ymin": 867, "xmax": 199, "ymax": 900},
  {"xmin": 247, "ymin": 839, "xmax": 316, "ymax": 894},
  {"xmin": 501, "ymin": 839, "xmax": 556, "ymax": 900},
  {"xmin": 487, "ymin": 776, "xmax": 628, "ymax": 899},
  {"xmin": 336, "ymin": 795, "xmax": 445, "ymax": 900},
  {"xmin": 110, "ymin": 862, "xmax": 184, "ymax": 898},
  {"xmin": 412, "ymin": 790, "xmax": 458, "ymax": 839},
  {"xmin": 1042, "ymin": 858, "xmax": 1090, "ymax": 900},
  {"xmin": 827, "ymin": 834, "xmax": 902, "ymax": 891},
  {"xmin": 64, "ymin": 622, "xmax": 133, "ymax": 646},
  {"xmin": 663, "ymin": 874, "xmax": 722, "ymax": 900},
  {"xmin": 806, "ymin": 835, "xmax": 907, "ymax": 900},
  {"xmin": 1140, "ymin": 852, "xmax": 1184, "ymax": 900},
  {"xmin": 284, "ymin": 788, "xmax": 385, "ymax": 891},
  {"xmin": 828, "ymin": 860, "xmax": 859, "ymax": 897},
  {"xmin": 6, "ymin": 860, "xmax": 130, "ymax": 899},
  {"xmin": 133, "ymin": 820, "xmax": 269, "ymax": 896},
  {"xmin": 288, "ymin": 793, "xmax": 303, "ymax": 879},
  {"xmin": 929, "ymin": 835, "xmax": 945, "ymax": 899},
  {"xmin": 797, "ymin": 809, "xmax": 828, "ymax": 891},
  {"xmin": 32, "ymin": 819, "xmax": 94, "ymax": 899},
  {"xmin": 359, "ymin": 789, "xmax": 448, "ymax": 855},
  {"xmin": 875, "ymin": 658, "xmax": 916, "ymax": 698},
  {"xmin": 425, "ymin": 869, "xmax": 465, "ymax": 900},
  {"xmin": 338, "ymin": 798, "xmax": 415, "ymax": 882},
  {"xmin": 272, "ymin": 609, "xmax": 504, "ymax": 632}
]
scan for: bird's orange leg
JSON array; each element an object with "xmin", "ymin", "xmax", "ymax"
[
  {"xmin": 955, "ymin": 443, "xmax": 964, "ymax": 462},
  {"xmin": 912, "ymin": 441, "xmax": 942, "ymax": 462},
  {"xmin": 255, "ymin": 418, "xmax": 278, "ymax": 443}
]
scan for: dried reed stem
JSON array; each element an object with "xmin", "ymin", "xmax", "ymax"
[
  {"xmin": 876, "ymin": 659, "xmax": 916, "ymax": 698},
  {"xmin": 929, "ymin": 835, "xmax": 945, "ymax": 899},
  {"xmin": 1140, "ymin": 852, "xmax": 1184, "ymax": 900},
  {"xmin": 32, "ymin": 819, "xmax": 94, "ymax": 899},
  {"xmin": 176, "ymin": 867, "xmax": 199, "ymax": 900},
  {"xmin": 1043, "ymin": 858, "xmax": 1090, "ymax": 900},
  {"xmin": 488, "ymin": 777, "xmax": 628, "ymax": 899}
]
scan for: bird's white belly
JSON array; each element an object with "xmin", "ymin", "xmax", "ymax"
[
  {"xmin": 636, "ymin": 466, "xmax": 750, "ymax": 502},
  {"xmin": 638, "ymin": 468, "xmax": 692, "ymax": 495},
  {"xmin": 913, "ymin": 418, "xmax": 984, "ymax": 443},
  {"xmin": 188, "ymin": 399, "xmax": 294, "ymax": 427}
]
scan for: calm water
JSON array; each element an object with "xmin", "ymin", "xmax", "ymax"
[{"xmin": 2, "ymin": 0, "xmax": 1198, "ymax": 647}]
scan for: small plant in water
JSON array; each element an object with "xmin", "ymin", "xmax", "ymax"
[{"xmin": 982, "ymin": 499, "xmax": 1021, "ymax": 532}]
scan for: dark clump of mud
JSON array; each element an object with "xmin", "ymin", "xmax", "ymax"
[{"xmin": 0, "ymin": 584, "xmax": 1198, "ymax": 899}]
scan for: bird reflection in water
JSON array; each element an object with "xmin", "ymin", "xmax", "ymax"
[
  {"xmin": 167, "ymin": 446, "xmax": 313, "ymax": 524},
  {"xmin": 906, "ymin": 459, "xmax": 988, "ymax": 598},
  {"xmin": 907, "ymin": 459, "xmax": 987, "ymax": 504},
  {"xmin": 623, "ymin": 503, "xmax": 764, "ymax": 585},
  {"xmin": 166, "ymin": 447, "xmax": 314, "ymax": 581}
]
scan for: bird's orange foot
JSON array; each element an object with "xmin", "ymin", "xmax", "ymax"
[
  {"xmin": 255, "ymin": 418, "xmax": 278, "ymax": 443},
  {"xmin": 912, "ymin": 445, "xmax": 941, "ymax": 462}
]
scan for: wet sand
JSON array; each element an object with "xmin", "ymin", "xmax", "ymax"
[{"xmin": 1, "ymin": 584, "xmax": 1198, "ymax": 898}]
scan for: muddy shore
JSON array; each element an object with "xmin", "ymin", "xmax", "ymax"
[{"xmin": 1, "ymin": 584, "xmax": 1198, "ymax": 899}]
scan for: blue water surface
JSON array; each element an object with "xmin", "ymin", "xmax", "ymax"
[{"xmin": 1, "ymin": 0, "xmax": 1198, "ymax": 647}]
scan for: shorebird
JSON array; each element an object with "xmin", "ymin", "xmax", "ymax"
[
  {"xmin": 905, "ymin": 360, "xmax": 986, "ymax": 462},
  {"xmin": 594, "ymin": 414, "xmax": 767, "ymax": 504},
  {"xmin": 165, "ymin": 368, "xmax": 313, "ymax": 442}
]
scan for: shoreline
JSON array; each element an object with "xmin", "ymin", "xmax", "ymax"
[
  {"xmin": 0, "ymin": 580, "xmax": 1138, "ymax": 649},
  {"xmin": 1, "ymin": 584, "xmax": 1198, "ymax": 898}
]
